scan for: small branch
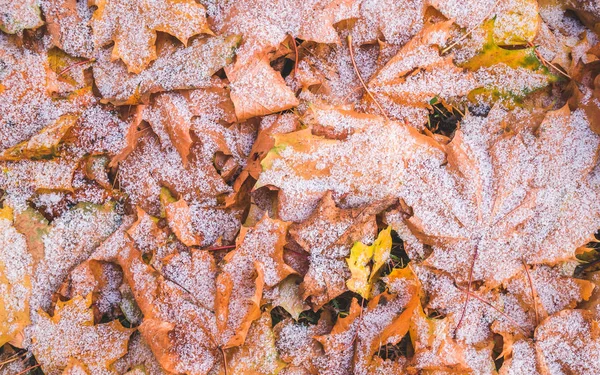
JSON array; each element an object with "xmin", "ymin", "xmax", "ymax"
[
  {"xmin": 457, "ymin": 287, "xmax": 529, "ymax": 337},
  {"xmin": 454, "ymin": 243, "xmax": 479, "ymax": 336},
  {"xmin": 441, "ymin": 0, "xmax": 502, "ymax": 55},
  {"xmin": 290, "ymin": 34, "xmax": 299, "ymax": 78},
  {"xmin": 347, "ymin": 35, "xmax": 389, "ymax": 121},
  {"xmin": 204, "ymin": 245, "xmax": 236, "ymax": 251},
  {"xmin": 521, "ymin": 259, "xmax": 539, "ymax": 326},
  {"xmin": 58, "ymin": 58, "xmax": 96, "ymax": 76},
  {"xmin": 220, "ymin": 346, "xmax": 228, "ymax": 375},
  {"xmin": 15, "ymin": 364, "xmax": 40, "ymax": 375},
  {"xmin": 528, "ymin": 42, "xmax": 572, "ymax": 79}
]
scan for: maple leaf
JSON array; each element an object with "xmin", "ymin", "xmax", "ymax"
[
  {"xmin": 30, "ymin": 294, "xmax": 132, "ymax": 375},
  {"xmin": 409, "ymin": 302, "xmax": 497, "ymax": 374},
  {"xmin": 257, "ymin": 106, "xmax": 440, "ymax": 222},
  {"xmin": 42, "ymin": 0, "xmax": 94, "ymax": 58},
  {"xmin": 287, "ymin": 192, "xmax": 388, "ymax": 307},
  {"xmin": 0, "ymin": 0, "xmax": 43, "ymax": 34},
  {"xmin": 350, "ymin": 0, "xmax": 424, "ymax": 46},
  {"xmin": 364, "ymin": 20, "xmax": 474, "ymax": 123},
  {"xmin": 211, "ymin": 0, "xmax": 358, "ymax": 61},
  {"xmin": 265, "ymin": 275, "xmax": 309, "ymax": 320},
  {"xmin": 161, "ymin": 248, "xmax": 217, "ymax": 312},
  {"xmin": 274, "ymin": 312, "xmax": 333, "ymax": 374},
  {"xmin": 346, "ymin": 226, "xmax": 392, "ymax": 298},
  {"xmin": 160, "ymin": 188, "xmax": 202, "ymax": 247},
  {"xmin": 226, "ymin": 54, "xmax": 299, "ymax": 121},
  {"xmin": 504, "ymin": 264, "xmax": 595, "ymax": 320},
  {"xmin": 223, "ymin": 311, "xmax": 287, "ymax": 375},
  {"xmin": 144, "ymin": 93, "xmax": 194, "ymax": 164},
  {"xmin": 215, "ymin": 215, "xmax": 294, "ymax": 347},
  {"xmin": 116, "ymin": 238, "xmax": 220, "ymax": 375},
  {"xmin": 313, "ymin": 267, "xmax": 419, "ymax": 375},
  {"xmin": 90, "ymin": 0, "xmax": 212, "ymax": 73},
  {"xmin": 534, "ymin": 309, "xmax": 600, "ymax": 374},
  {"xmin": 112, "ymin": 332, "xmax": 170, "ymax": 375},
  {"xmin": 0, "ymin": 35, "xmax": 94, "ymax": 154},
  {"xmin": 118, "ymin": 131, "xmax": 230, "ymax": 214},
  {"xmin": 24, "ymin": 202, "xmax": 122, "ymax": 313},
  {"xmin": 93, "ymin": 35, "xmax": 240, "ymax": 104},
  {"xmin": 400, "ymin": 106, "xmax": 600, "ymax": 286},
  {"xmin": 1, "ymin": 114, "xmax": 78, "ymax": 161},
  {"xmin": 0, "ymin": 206, "xmax": 33, "ymax": 348}
]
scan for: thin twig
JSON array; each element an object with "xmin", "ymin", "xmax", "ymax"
[
  {"xmin": 15, "ymin": 364, "xmax": 40, "ymax": 375},
  {"xmin": 528, "ymin": 42, "xmax": 572, "ymax": 79},
  {"xmin": 220, "ymin": 346, "xmax": 228, "ymax": 375},
  {"xmin": 457, "ymin": 287, "xmax": 529, "ymax": 337},
  {"xmin": 441, "ymin": 0, "xmax": 502, "ymax": 55},
  {"xmin": 521, "ymin": 259, "xmax": 539, "ymax": 326},
  {"xmin": 454, "ymin": 243, "xmax": 479, "ymax": 336},
  {"xmin": 347, "ymin": 35, "xmax": 389, "ymax": 121},
  {"xmin": 58, "ymin": 58, "xmax": 95, "ymax": 76},
  {"xmin": 205, "ymin": 245, "xmax": 236, "ymax": 251},
  {"xmin": 290, "ymin": 34, "xmax": 299, "ymax": 77}
]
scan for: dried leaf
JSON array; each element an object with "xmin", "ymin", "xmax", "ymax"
[
  {"xmin": 90, "ymin": 0, "xmax": 212, "ymax": 73},
  {"xmin": 31, "ymin": 295, "xmax": 132, "ymax": 375}
]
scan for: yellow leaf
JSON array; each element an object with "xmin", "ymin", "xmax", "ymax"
[{"xmin": 346, "ymin": 226, "xmax": 392, "ymax": 298}]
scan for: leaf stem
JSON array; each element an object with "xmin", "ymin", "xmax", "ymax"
[{"xmin": 347, "ymin": 35, "xmax": 389, "ymax": 121}]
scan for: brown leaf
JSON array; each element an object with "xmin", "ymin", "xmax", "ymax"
[
  {"xmin": 31, "ymin": 295, "xmax": 132, "ymax": 375},
  {"xmin": 116, "ymin": 239, "xmax": 220, "ymax": 374},
  {"xmin": 534, "ymin": 309, "xmax": 600, "ymax": 374},
  {"xmin": 226, "ymin": 54, "xmax": 299, "ymax": 121},
  {"xmin": 0, "ymin": 0, "xmax": 43, "ymax": 34},
  {"xmin": 289, "ymin": 192, "xmax": 390, "ymax": 308},
  {"xmin": 90, "ymin": 0, "xmax": 212, "ymax": 73},
  {"xmin": 93, "ymin": 35, "xmax": 240, "ymax": 104},
  {"xmin": 257, "ymin": 106, "xmax": 440, "ymax": 222},
  {"xmin": 222, "ymin": 311, "xmax": 287, "ymax": 375},
  {"xmin": 401, "ymin": 106, "xmax": 600, "ymax": 286},
  {"xmin": 216, "ymin": 215, "xmax": 294, "ymax": 347}
]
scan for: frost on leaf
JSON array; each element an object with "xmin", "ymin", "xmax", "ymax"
[
  {"xmin": 216, "ymin": 216, "xmax": 294, "ymax": 348},
  {"xmin": 90, "ymin": 0, "xmax": 212, "ymax": 73},
  {"xmin": 0, "ymin": 0, "xmax": 43, "ymax": 34},
  {"xmin": 0, "ymin": 207, "xmax": 33, "ymax": 348},
  {"xmin": 401, "ymin": 106, "xmax": 600, "ymax": 286},
  {"xmin": 224, "ymin": 312, "xmax": 286, "ymax": 375},
  {"xmin": 93, "ymin": 35, "xmax": 240, "ymax": 104},
  {"xmin": 226, "ymin": 54, "xmax": 299, "ymax": 121},
  {"xmin": 535, "ymin": 309, "xmax": 600, "ymax": 375},
  {"xmin": 210, "ymin": 0, "xmax": 358, "ymax": 60},
  {"xmin": 116, "ymin": 239, "xmax": 220, "ymax": 375},
  {"xmin": 288, "ymin": 192, "xmax": 388, "ymax": 307},
  {"xmin": 346, "ymin": 226, "xmax": 392, "ymax": 299},
  {"xmin": 257, "ymin": 107, "xmax": 440, "ymax": 222},
  {"xmin": 30, "ymin": 294, "xmax": 132, "ymax": 375}
]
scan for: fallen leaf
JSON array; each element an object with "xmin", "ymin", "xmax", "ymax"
[
  {"xmin": 90, "ymin": 0, "xmax": 212, "ymax": 73},
  {"xmin": 346, "ymin": 226, "xmax": 392, "ymax": 298},
  {"xmin": 0, "ymin": 206, "xmax": 33, "ymax": 348},
  {"xmin": 31, "ymin": 294, "xmax": 132, "ymax": 375}
]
